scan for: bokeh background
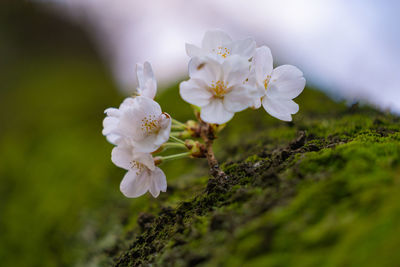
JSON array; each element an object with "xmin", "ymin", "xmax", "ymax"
[{"xmin": 0, "ymin": 1, "xmax": 399, "ymax": 266}]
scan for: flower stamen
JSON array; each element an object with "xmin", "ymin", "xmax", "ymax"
[
  {"xmin": 141, "ymin": 115, "xmax": 160, "ymax": 134},
  {"xmin": 210, "ymin": 80, "xmax": 228, "ymax": 98},
  {"xmin": 264, "ymin": 75, "xmax": 271, "ymax": 90},
  {"xmin": 212, "ymin": 46, "xmax": 231, "ymax": 58},
  {"xmin": 130, "ymin": 161, "xmax": 145, "ymax": 175}
]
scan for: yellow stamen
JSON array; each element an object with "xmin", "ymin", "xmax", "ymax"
[
  {"xmin": 210, "ymin": 80, "xmax": 228, "ymax": 98},
  {"xmin": 212, "ymin": 46, "xmax": 231, "ymax": 58},
  {"xmin": 130, "ymin": 161, "xmax": 145, "ymax": 175},
  {"xmin": 141, "ymin": 115, "xmax": 160, "ymax": 134},
  {"xmin": 264, "ymin": 75, "xmax": 271, "ymax": 90}
]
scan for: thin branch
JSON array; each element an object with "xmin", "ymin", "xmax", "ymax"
[{"xmin": 199, "ymin": 122, "xmax": 226, "ymax": 179}]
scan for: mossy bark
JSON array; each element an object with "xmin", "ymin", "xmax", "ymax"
[{"xmin": 88, "ymin": 88, "xmax": 400, "ymax": 267}]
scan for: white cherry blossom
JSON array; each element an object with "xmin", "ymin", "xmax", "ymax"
[
  {"xmin": 185, "ymin": 29, "xmax": 256, "ymax": 62},
  {"xmin": 180, "ymin": 55, "xmax": 254, "ymax": 124},
  {"xmin": 251, "ymin": 46, "xmax": 306, "ymax": 121},
  {"xmin": 112, "ymin": 141, "xmax": 166, "ymax": 198},
  {"xmin": 103, "ymin": 96, "xmax": 171, "ymax": 152},
  {"xmin": 102, "ymin": 97, "xmax": 136, "ymax": 145},
  {"xmin": 136, "ymin": 61, "xmax": 157, "ymax": 99}
]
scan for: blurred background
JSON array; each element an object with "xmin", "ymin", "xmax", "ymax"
[{"xmin": 0, "ymin": 0, "xmax": 399, "ymax": 266}]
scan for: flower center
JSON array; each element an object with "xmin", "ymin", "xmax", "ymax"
[
  {"xmin": 210, "ymin": 80, "xmax": 228, "ymax": 98},
  {"xmin": 264, "ymin": 75, "xmax": 271, "ymax": 90},
  {"xmin": 212, "ymin": 46, "xmax": 230, "ymax": 58},
  {"xmin": 141, "ymin": 115, "xmax": 160, "ymax": 134},
  {"xmin": 130, "ymin": 161, "xmax": 145, "ymax": 175}
]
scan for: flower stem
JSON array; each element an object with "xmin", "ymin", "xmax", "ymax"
[
  {"xmin": 159, "ymin": 152, "xmax": 191, "ymax": 162},
  {"xmin": 172, "ymin": 125, "xmax": 185, "ymax": 130},
  {"xmin": 171, "ymin": 118, "xmax": 186, "ymax": 128},
  {"xmin": 169, "ymin": 135, "xmax": 185, "ymax": 144},
  {"xmin": 199, "ymin": 122, "xmax": 227, "ymax": 180},
  {"xmin": 163, "ymin": 142, "xmax": 187, "ymax": 149}
]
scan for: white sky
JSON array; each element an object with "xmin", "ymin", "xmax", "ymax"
[{"xmin": 44, "ymin": 0, "xmax": 400, "ymax": 112}]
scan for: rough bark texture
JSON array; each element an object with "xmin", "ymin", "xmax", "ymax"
[{"xmin": 87, "ymin": 88, "xmax": 400, "ymax": 267}]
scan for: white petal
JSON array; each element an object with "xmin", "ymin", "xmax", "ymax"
[
  {"xmin": 104, "ymin": 107, "xmax": 120, "ymax": 117},
  {"xmin": 118, "ymin": 96, "xmax": 162, "ymax": 140},
  {"xmin": 119, "ymin": 97, "xmax": 136, "ymax": 110},
  {"xmin": 120, "ymin": 170, "xmax": 150, "ymax": 198},
  {"xmin": 188, "ymin": 57, "xmax": 221, "ymax": 83},
  {"xmin": 149, "ymin": 167, "xmax": 167, "ymax": 198},
  {"xmin": 179, "ymin": 79, "xmax": 212, "ymax": 107},
  {"xmin": 131, "ymin": 151, "xmax": 155, "ymax": 171},
  {"xmin": 136, "ymin": 63, "xmax": 145, "ymax": 89},
  {"xmin": 202, "ymin": 29, "xmax": 232, "ymax": 51},
  {"xmin": 223, "ymin": 86, "xmax": 253, "ymax": 112},
  {"xmin": 222, "ymin": 55, "xmax": 251, "ymax": 86},
  {"xmin": 251, "ymin": 99, "xmax": 262, "ymax": 109},
  {"xmin": 106, "ymin": 134, "xmax": 121, "ymax": 145},
  {"xmin": 244, "ymin": 71, "xmax": 265, "ymax": 109},
  {"xmin": 111, "ymin": 145, "xmax": 132, "ymax": 170},
  {"xmin": 253, "ymin": 46, "xmax": 273, "ymax": 86},
  {"xmin": 267, "ymin": 65, "xmax": 306, "ymax": 100},
  {"xmin": 185, "ymin": 43, "xmax": 205, "ymax": 57},
  {"xmin": 230, "ymin": 38, "xmax": 256, "ymax": 59},
  {"xmin": 136, "ymin": 62, "xmax": 157, "ymax": 99},
  {"xmin": 155, "ymin": 113, "xmax": 171, "ymax": 146},
  {"xmin": 201, "ymin": 99, "xmax": 234, "ymax": 124},
  {"xmin": 262, "ymin": 97, "xmax": 299, "ymax": 121},
  {"xmin": 247, "ymin": 84, "xmax": 266, "ymax": 108},
  {"xmin": 133, "ymin": 135, "xmax": 160, "ymax": 153},
  {"xmin": 102, "ymin": 116, "xmax": 119, "ymax": 135}
]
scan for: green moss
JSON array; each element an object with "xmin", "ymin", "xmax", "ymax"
[
  {"xmin": 102, "ymin": 85, "xmax": 400, "ymax": 266},
  {"xmin": 245, "ymin": 155, "xmax": 263, "ymax": 163}
]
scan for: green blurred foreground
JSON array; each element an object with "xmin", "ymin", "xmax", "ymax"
[{"xmin": 1, "ymin": 2, "xmax": 400, "ymax": 267}]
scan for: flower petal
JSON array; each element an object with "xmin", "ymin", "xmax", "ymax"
[
  {"xmin": 136, "ymin": 62, "xmax": 157, "ymax": 99},
  {"xmin": 106, "ymin": 134, "xmax": 121, "ymax": 145},
  {"xmin": 201, "ymin": 99, "xmax": 234, "ymax": 124},
  {"xmin": 154, "ymin": 113, "xmax": 172, "ymax": 147},
  {"xmin": 202, "ymin": 29, "xmax": 232, "ymax": 51},
  {"xmin": 111, "ymin": 145, "xmax": 132, "ymax": 170},
  {"xmin": 185, "ymin": 43, "xmax": 205, "ymax": 57},
  {"xmin": 253, "ymin": 46, "xmax": 273, "ymax": 86},
  {"xmin": 267, "ymin": 65, "xmax": 306, "ymax": 100},
  {"xmin": 120, "ymin": 170, "xmax": 150, "ymax": 198},
  {"xmin": 223, "ymin": 86, "xmax": 253, "ymax": 112},
  {"xmin": 132, "ymin": 135, "xmax": 160, "ymax": 153},
  {"xmin": 188, "ymin": 57, "xmax": 221, "ymax": 84},
  {"xmin": 179, "ymin": 79, "xmax": 213, "ymax": 107},
  {"xmin": 102, "ymin": 116, "xmax": 118, "ymax": 136},
  {"xmin": 119, "ymin": 97, "xmax": 136, "ymax": 110},
  {"xmin": 118, "ymin": 96, "xmax": 162, "ymax": 140},
  {"xmin": 262, "ymin": 97, "xmax": 299, "ymax": 121},
  {"xmin": 104, "ymin": 107, "xmax": 120, "ymax": 117},
  {"xmin": 149, "ymin": 167, "xmax": 167, "ymax": 198},
  {"xmin": 132, "ymin": 151, "xmax": 155, "ymax": 171},
  {"xmin": 244, "ymin": 72, "xmax": 265, "ymax": 109},
  {"xmin": 230, "ymin": 38, "xmax": 256, "ymax": 59},
  {"xmin": 222, "ymin": 55, "xmax": 250, "ymax": 87}
]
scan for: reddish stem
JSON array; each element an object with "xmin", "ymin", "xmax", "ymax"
[{"xmin": 199, "ymin": 122, "xmax": 226, "ymax": 178}]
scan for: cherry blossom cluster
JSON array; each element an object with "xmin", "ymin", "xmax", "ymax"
[
  {"xmin": 103, "ymin": 63, "xmax": 171, "ymax": 198},
  {"xmin": 103, "ymin": 30, "xmax": 305, "ymax": 198}
]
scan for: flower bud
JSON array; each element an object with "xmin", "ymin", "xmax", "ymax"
[{"xmin": 185, "ymin": 140, "xmax": 206, "ymax": 158}]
